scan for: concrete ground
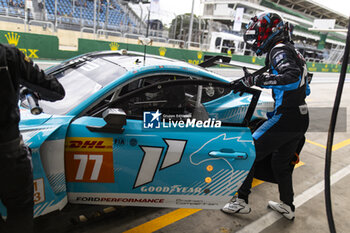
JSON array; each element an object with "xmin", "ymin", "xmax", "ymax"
[{"xmin": 33, "ymin": 62, "xmax": 350, "ymax": 233}]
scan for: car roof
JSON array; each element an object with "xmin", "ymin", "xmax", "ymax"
[
  {"xmin": 80, "ymin": 50, "xmax": 232, "ymax": 82},
  {"xmin": 105, "ymin": 55, "xmax": 191, "ymax": 70},
  {"xmin": 89, "ymin": 50, "xmax": 195, "ymax": 69}
]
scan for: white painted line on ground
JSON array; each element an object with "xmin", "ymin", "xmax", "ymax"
[{"xmin": 236, "ymin": 164, "xmax": 350, "ymax": 233}]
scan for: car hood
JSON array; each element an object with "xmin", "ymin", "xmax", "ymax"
[{"xmin": 20, "ymin": 108, "xmax": 53, "ymax": 128}]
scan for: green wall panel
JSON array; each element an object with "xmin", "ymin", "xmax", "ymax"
[
  {"xmin": 0, "ymin": 30, "xmax": 61, "ymax": 59},
  {"xmin": 1, "ymin": 30, "xmax": 347, "ymax": 73}
]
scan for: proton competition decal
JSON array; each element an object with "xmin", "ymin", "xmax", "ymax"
[{"xmin": 65, "ymin": 137, "xmax": 115, "ymax": 183}]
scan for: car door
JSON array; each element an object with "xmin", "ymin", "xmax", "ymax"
[{"xmin": 64, "ymin": 79, "xmax": 259, "ymax": 209}]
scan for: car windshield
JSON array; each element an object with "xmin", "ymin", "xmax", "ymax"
[{"xmin": 39, "ymin": 57, "xmax": 127, "ymax": 115}]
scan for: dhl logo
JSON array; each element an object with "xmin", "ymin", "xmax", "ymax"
[
  {"xmin": 69, "ymin": 140, "xmax": 106, "ymax": 148},
  {"xmin": 65, "ymin": 137, "xmax": 113, "ymax": 152}
]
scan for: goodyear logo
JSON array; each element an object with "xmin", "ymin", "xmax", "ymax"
[
  {"xmin": 109, "ymin": 42, "xmax": 120, "ymax": 51},
  {"xmin": 65, "ymin": 137, "xmax": 113, "ymax": 152},
  {"xmin": 4, "ymin": 32, "xmax": 39, "ymax": 58}
]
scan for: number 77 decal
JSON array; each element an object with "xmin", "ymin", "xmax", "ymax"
[
  {"xmin": 74, "ymin": 154, "xmax": 103, "ymax": 180},
  {"xmin": 65, "ymin": 137, "xmax": 115, "ymax": 183},
  {"xmin": 134, "ymin": 139, "xmax": 187, "ymax": 188}
]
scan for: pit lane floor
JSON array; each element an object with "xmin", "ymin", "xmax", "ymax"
[{"xmin": 33, "ymin": 63, "xmax": 350, "ymax": 233}]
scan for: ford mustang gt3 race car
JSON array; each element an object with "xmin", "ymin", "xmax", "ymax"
[{"xmin": 0, "ymin": 51, "xmax": 273, "ymax": 218}]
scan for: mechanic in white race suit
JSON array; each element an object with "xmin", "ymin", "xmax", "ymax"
[
  {"xmin": 0, "ymin": 43, "xmax": 65, "ymax": 233},
  {"xmin": 222, "ymin": 12, "xmax": 310, "ymax": 220}
]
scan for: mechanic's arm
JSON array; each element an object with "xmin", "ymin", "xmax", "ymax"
[
  {"xmin": 255, "ymin": 47, "xmax": 302, "ymax": 91},
  {"xmin": 14, "ymin": 48, "xmax": 65, "ymax": 101}
]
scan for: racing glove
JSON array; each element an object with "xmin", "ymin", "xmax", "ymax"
[
  {"xmin": 241, "ymin": 67, "xmax": 258, "ymax": 87},
  {"xmin": 230, "ymin": 67, "xmax": 257, "ymax": 95},
  {"xmin": 231, "ymin": 78, "xmax": 247, "ymax": 95}
]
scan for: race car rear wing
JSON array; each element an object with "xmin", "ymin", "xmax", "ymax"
[
  {"xmin": 198, "ymin": 55, "xmax": 231, "ymax": 68},
  {"xmin": 198, "ymin": 55, "xmax": 263, "ymax": 71}
]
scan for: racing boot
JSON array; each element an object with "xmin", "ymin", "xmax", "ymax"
[
  {"xmin": 221, "ymin": 198, "xmax": 251, "ymax": 214},
  {"xmin": 268, "ymin": 201, "xmax": 295, "ymax": 220}
]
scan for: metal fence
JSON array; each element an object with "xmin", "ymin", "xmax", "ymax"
[{"xmin": 0, "ymin": 0, "xmax": 208, "ymax": 48}]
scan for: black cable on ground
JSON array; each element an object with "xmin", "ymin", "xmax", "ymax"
[{"xmin": 325, "ymin": 17, "xmax": 350, "ymax": 233}]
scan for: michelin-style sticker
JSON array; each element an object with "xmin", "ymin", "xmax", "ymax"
[{"xmin": 65, "ymin": 137, "xmax": 114, "ymax": 183}]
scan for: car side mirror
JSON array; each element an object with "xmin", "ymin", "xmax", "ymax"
[{"xmin": 87, "ymin": 108, "xmax": 126, "ymax": 134}]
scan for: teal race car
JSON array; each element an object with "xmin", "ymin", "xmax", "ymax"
[{"xmin": 0, "ymin": 51, "xmax": 273, "ymax": 218}]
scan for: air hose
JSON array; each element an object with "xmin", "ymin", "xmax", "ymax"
[{"xmin": 325, "ymin": 18, "xmax": 350, "ymax": 233}]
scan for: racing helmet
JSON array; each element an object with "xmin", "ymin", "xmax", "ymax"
[{"xmin": 244, "ymin": 12, "xmax": 289, "ymax": 56}]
